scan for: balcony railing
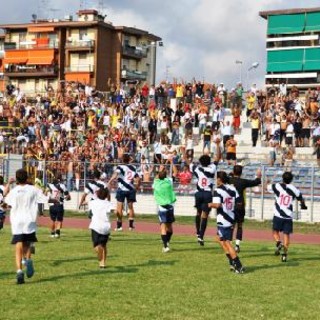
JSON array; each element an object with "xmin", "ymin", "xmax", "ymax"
[
  {"xmin": 4, "ymin": 65, "xmax": 57, "ymax": 76},
  {"xmin": 122, "ymin": 45, "xmax": 147, "ymax": 59},
  {"xmin": 65, "ymin": 39, "xmax": 95, "ymax": 49},
  {"xmin": 121, "ymin": 69, "xmax": 147, "ymax": 80},
  {"xmin": 4, "ymin": 41, "xmax": 59, "ymax": 50},
  {"xmin": 65, "ymin": 64, "xmax": 94, "ymax": 72}
]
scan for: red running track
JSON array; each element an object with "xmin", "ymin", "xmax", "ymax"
[{"xmin": 38, "ymin": 216, "xmax": 320, "ymax": 245}]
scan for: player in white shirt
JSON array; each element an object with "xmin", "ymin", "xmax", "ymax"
[
  {"xmin": 47, "ymin": 178, "xmax": 71, "ymax": 238},
  {"xmin": 108, "ymin": 154, "xmax": 141, "ymax": 231},
  {"xmin": 5, "ymin": 169, "xmax": 51, "ymax": 284},
  {"xmin": 88, "ymin": 188, "xmax": 113, "ymax": 268},
  {"xmin": 267, "ymin": 171, "xmax": 307, "ymax": 262},
  {"xmin": 209, "ymin": 171, "xmax": 244, "ymax": 274}
]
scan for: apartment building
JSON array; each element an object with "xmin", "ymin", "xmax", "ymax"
[
  {"xmin": 260, "ymin": 7, "xmax": 320, "ymax": 89},
  {"xmin": 0, "ymin": 9, "xmax": 161, "ymax": 93}
]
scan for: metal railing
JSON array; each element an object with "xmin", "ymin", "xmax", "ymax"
[
  {"xmin": 65, "ymin": 40, "xmax": 95, "ymax": 49},
  {"xmin": 65, "ymin": 64, "xmax": 94, "ymax": 72},
  {"xmin": 1, "ymin": 158, "xmax": 319, "ymax": 222},
  {"xmin": 122, "ymin": 45, "xmax": 147, "ymax": 58}
]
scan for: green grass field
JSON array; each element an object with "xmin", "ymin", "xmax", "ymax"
[{"xmin": 1, "ymin": 227, "xmax": 320, "ymax": 320}]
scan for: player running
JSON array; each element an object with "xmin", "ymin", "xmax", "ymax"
[
  {"xmin": 209, "ymin": 171, "xmax": 245, "ymax": 274},
  {"xmin": 267, "ymin": 171, "xmax": 307, "ymax": 262},
  {"xmin": 108, "ymin": 154, "xmax": 141, "ymax": 231}
]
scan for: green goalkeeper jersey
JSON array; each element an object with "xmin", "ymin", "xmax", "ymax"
[{"xmin": 153, "ymin": 178, "xmax": 176, "ymax": 206}]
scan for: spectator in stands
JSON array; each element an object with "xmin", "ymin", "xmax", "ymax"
[{"xmin": 225, "ymin": 135, "xmax": 237, "ymax": 166}]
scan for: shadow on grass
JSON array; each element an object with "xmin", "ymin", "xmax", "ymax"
[
  {"xmin": 246, "ymin": 261, "xmax": 300, "ymax": 273},
  {"xmin": 29, "ymin": 259, "xmax": 178, "ymax": 284}
]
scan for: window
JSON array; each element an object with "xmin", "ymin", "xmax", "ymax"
[
  {"xmin": 79, "ymin": 29, "xmax": 88, "ymax": 40},
  {"xmin": 79, "ymin": 53, "xmax": 87, "ymax": 61}
]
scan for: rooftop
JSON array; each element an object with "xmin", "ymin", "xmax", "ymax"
[{"xmin": 259, "ymin": 7, "xmax": 320, "ymax": 19}]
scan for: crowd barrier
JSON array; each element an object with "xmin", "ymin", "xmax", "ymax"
[{"xmin": 1, "ymin": 157, "xmax": 320, "ymax": 222}]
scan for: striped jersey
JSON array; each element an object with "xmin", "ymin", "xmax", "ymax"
[
  {"xmin": 47, "ymin": 183, "xmax": 68, "ymax": 204},
  {"xmin": 267, "ymin": 183, "xmax": 302, "ymax": 219},
  {"xmin": 85, "ymin": 180, "xmax": 107, "ymax": 201},
  {"xmin": 116, "ymin": 164, "xmax": 139, "ymax": 191},
  {"xmin": 190, "ymin": 163, "xmax": 217, "ymax": 192},
  {"xmin": 213, "ymin": 184, "xmax": 240, "ymax": 228}
]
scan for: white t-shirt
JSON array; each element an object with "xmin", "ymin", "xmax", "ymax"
[
  {"xmin": 88, "ymin": 199, "xmax": 113, "ymax": 235},
  {"xmin": 5, "ymin": 184, "xmax": 48, "ymax": 235}
]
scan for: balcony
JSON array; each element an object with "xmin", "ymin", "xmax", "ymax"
[
  {"xmin": 122, "ymin": 45, "xmax": 147, "ymax": 59},
  {"xmin": 121, "ymin": 69, "xmax": 147, "ymax": 80},
  {"xmin": 65, "ymin": 64, "xmax": 94, "ymax": 72},
  {"xmin": 4, "ymin": 65, "xmax": 57, "ymax": 77},
  {"xmin": 65, "ymin": 39, "xmax": 95, "ymax": 51},
  {"xmin": 4, "ymin": 40, "xmax": 59, "ymax": 50}
]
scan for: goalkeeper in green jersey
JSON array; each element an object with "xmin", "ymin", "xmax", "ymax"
[{"xmin": 153, "ymin": 168, "xmax": 177, "ymax": 253}]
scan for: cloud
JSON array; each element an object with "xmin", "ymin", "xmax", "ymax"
[{"xmin": 1, "ymin": 0, "xmax": 320, "ymax": 88}]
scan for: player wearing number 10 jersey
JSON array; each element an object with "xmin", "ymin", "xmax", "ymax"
[
  {"xmin": 108, "ymin": 154, "xmax": 140, "ymax": 231},
  {"xmin": 190, "ymin": 144, "xmax": 221, "ymax": 246},
  {"xmin": 267, "ymin": 171, "xmax": 307, "ymax": 262}
]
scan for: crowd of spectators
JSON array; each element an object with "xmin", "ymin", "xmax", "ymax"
[{"xmin": 0, "ymin": 78, "xmax": 319, "ymax": 191}]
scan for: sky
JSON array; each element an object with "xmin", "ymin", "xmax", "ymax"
[{"xmin": 1, "ymin": 0, "xmax": 320, "ymax": 88}]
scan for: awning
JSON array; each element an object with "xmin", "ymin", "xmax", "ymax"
[
  {"xmin": 304, "ymin": 48, "xmax": 320, "ymax": 71},
  {"xmin": 3, "ymin": 57, "xmax": 28, "ymax": 64},
  {"xmin": 267, "ymin": 49, "xmax": 304, "ymax": 72},
  {"xmin": 28, "ymin": 26, "xmax": 55, "ymax": 33},
  {"xmin": 27, "ymin": 57, "xmax": 53, "ymax": 65},
  {"xmin": 65, "ymin": 72, "xmax": 91, "ymax": 83},
  {"xmin": 305, "ymin": 12, "xmax": 320, "ymax": 32},
  {"xmin": 267, "ymin": 14, "xmax": 305, "ymax": 35}
]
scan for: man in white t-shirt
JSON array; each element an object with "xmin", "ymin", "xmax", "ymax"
[{"xmin": 5, "ymin": 169, "xmax": 51, "ymax": 284}]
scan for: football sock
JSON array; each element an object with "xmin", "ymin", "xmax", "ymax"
[
  {"xmin": 199, "ymin": 218, "xmax": 208, "ymax": 239},
  {"xmin": 276, "ymin": 240, "xmax": 282, "ymax": 247},
  {"xmin": 166, "ymin": 231, "xmax": 173, "ymax": 243},
  {"xmin": 161, "ymin": 234, "xmax": 168, "ymax": 248},
  {"xmin": 195, "ymin": 215, "xmax": 201, "ymax": 235},
  {"xmin": 236, "ymin": 226, "xmax": 243, "ymax": 241},
  {"xmin": 55, "ymin": 229, "xmax": 60, "ymax": 236},
  {"xmin": 129, "ymin": 219, "xmax": 134, "ymax": 229},
  {"xmin": 226, "ymin": 253, "xmax": 233, "ymax": 265},
  {"xmin": 232, "ymin": 256, "xmax": 243, "ymax": 269},
  {"xmin": 117, "ymin": 220, "xmax": 122, "ymax": 229},
  {"xmin": 235, "ymin": 239, "xmax": 241, "ymax": 246}
]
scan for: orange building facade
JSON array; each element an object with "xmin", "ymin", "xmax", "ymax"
[{"xmin": 0, "ymin": 10, "xmax": 161, "ymax": 94}]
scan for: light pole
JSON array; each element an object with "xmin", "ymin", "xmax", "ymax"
[
  {"xmin": 235, "ymin": 60, "xmax": 243, "ymax": 83},
  {"xmin": 247, "ymin": 62, "xmax": 259, "ymax": 91},
  {"xmin": 149, "ymin": 41, "xmax": 163, "ymax": 86}
]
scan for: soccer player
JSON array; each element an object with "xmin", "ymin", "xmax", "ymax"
[
  {"xmin": 47, "ymin": 177, "xmax": 71, "ymax": 238},
  {"xmin": 228, "ymin": 165, "xmax": 262, "ymax": 253},
  {"xmin": 5, "ymin": 169, "xmax": 49, "ymax": 284},
  {"xmin": 153, "ymin": 168, "xmax": 176, "ymax": 253},
  {"xmin": 88, "ymin": 188, "xmax": 113, "ymax": 268},
  {"xmin": 108, "ymin": 153, "xmax": 141, "ymax": 231},
  {"xmin": 209, "ymin": 171, "xmax": 244, "ymax": 273},
  {"xmin": 79, "ymin": 170, "xmax": 107, "ymax": 217},
  {"xmin": 190, "ymin": 142, "xmax": 221, "ymax": 246},
  {"xmin": 267, "ymin": 171, "xmax": 307, "ymax": 262}
]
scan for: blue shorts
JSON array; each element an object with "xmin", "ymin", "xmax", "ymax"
[
  {"xmin": 273, "ymin": 216, "xmax": 293, "ymax": 234},
  {"xmin": 217, "ymin": 226, "xmax": 233, "ymax": 241},
  {"xmin": 50, "ymin": 204, "xmax": 64, "ymax": 222},
  {"xmin": 11, "ymin": 232, "xmax": 37, "ymax": 244},
  {"xmin": 195, "ymin": 191, "xmax": 212, "ymax": 213},
  {"xmin": 116, "ymin": 189, "xmax": 136, "ymax": 203},
  {"xmin": 158, "ymin": 205, "xmax": 175, "ymax": 224}
]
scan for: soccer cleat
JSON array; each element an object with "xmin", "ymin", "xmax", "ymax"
[
  {"xmin": 16, "ymin": 271, "xmax": 25, "ymax": 285},
  {"xmin": 162, "ymin": 247, "xmax": 170, "ymax": 253},
  {"xmin": 129, "ymin": 227, "xmax": 135, "ymax": 231},
  {"xmin": 235, "ymin": 245, "xmax": 240, "ymax": 253},
  {"xmin": 197, "ymin": 237, "xmax": 204, "ymax": 246},
  {"xmin": 274, "ymin": 243, "xmax": 283, "ymax": 256},
  {"xmin": 229, "ymin": 265, "xmax": 235, "ymax": 272},
  {"xmin": 234, "ymin": 266, "xmax": 245, "ymax": 274},
  {"xmin": 114, "ymin": 227, "xmax": 123, "ymax": 232},
  {"xmin": 54, "ymin": 233, "xmax": 60, "ymax": 238},
  {"xmin": 50, "ymin": 233, "xmax": 55, "ymax": 238},
  {"xmin": 25, "ymin": 259, "xmax": 35, "ymax": 278},
  {"xmin": 281, "ymin": 254, "xmax": 287, "ymax": 262}
]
